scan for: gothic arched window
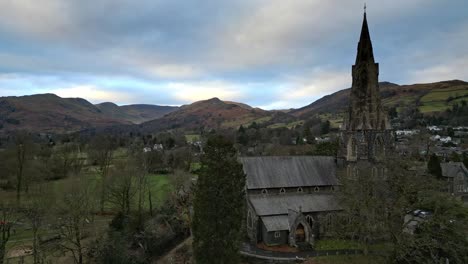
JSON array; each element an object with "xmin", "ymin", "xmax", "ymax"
[
  {"xmin": 306, "ymin": 215, "xmax": 314, "ymax": 229},
  {"xmin": 347, "ymin": 137, "xmax": 357, "ymax": 160}
]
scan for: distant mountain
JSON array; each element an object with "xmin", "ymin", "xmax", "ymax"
[
  {"xmin": 140, "ymin": 97, "xmax": 294, "ymax": 132},
  {"xmin": 291, "ymin": 80, "xmax": 468, "ymax": 118},
  {"xmin": 0, "ymin": 94, "xmax": 177, "ymax": 134},
  {"xmin": 96, "ymin": 102, "xmax": 177, "ymax": 124},
  {"xmin": 2, "ymin": 80, "xmax": 465, "ymax": 135}
]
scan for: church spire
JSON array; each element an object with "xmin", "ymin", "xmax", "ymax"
[
  {"xmin": 355, "ymin": 6, "xmax": 374, "ymax": 64},
  {"xmin": 339, "ymin": 6, "xmax": 393, "ymax": 163}
]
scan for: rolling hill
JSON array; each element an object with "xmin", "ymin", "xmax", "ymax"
[
  {"xmin": 292, "ymin": 80, "xmax": 468, "ymax": 118},
  {"xmin": 1, "ymin": 79, "xmax": 466, "ymax": 135},
  {"xmin": 95, "ymin": 102, "xmax": 177, "ymax": 124},
  {"xmin": 140, "ymin": 97, "xmax": 294, "ymax": 132},
  {"xmin": 0, "ymin": 94, "xmax": 177, "ymax": 134}
]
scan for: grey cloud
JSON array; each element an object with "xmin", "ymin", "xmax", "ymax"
[{"xmin": 0, "ymin": 0, "xmax": 467, "ymax": 108}]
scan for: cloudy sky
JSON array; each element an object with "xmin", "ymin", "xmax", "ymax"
[{"xmin": 0, "ymin": 0, "xmax": 467, "ymax": 109}]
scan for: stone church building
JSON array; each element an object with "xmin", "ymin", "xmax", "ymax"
[{"xmin": 241, "ymin": 10, "xmax": 394, "ymax": 248}]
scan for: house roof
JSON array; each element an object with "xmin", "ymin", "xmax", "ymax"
[
  {"xmin": 240, "ymin": 156, "xmax": 337, "ymax": 189},
  {"xmin": 249, "ymin": 193, "xmax": 340, "ymax": 216},
  {"xmin": 261, "ymin": 215, "xmax": 290, "ymax": 231},
  {"xmin": 441, "ymin": 162, "xmax": 468, "ymax": 178}
]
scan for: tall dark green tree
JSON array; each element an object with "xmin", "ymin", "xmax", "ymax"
[
  {"xmin": 236, "ymin": 125, "xmax": 248, "ymax": 145},
  {"xmin": 462, "ymin": 153, "xmax": 468, "ymax": 169},
  {"xmin": 320, "ymin": 120, "xmax": 331, "ymax": 135},
  {"xmin": 427, "ymin": 154, "xmax": 442, "ymax": 179},
  {"xmin": 192, "ymin": 135, "xmax": 246, "ymax": 264}
]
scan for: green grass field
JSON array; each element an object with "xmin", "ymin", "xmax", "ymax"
[
  {"xmin": 185, "ymin": 134, "xmax": 201, "ymax": 143},
  {"xmin": 268, "ymin": 120, "xmax": 305, "ymax": 129},
  {"xmin": 419, "ymin": 87, "xmax": 468, "ymax": 113},
  {"xmin": 318, "ymin": 113, "xmax": 344, "ymax": 129}
]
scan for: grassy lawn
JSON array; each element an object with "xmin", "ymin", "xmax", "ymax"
[
  {"xmin": 315, "ymin": 239, "xmax": 362, "ymax": 250},
  {"xmin": 146, "ymin": 174, "xmax": 173, "ymax": 205},
  {"xmin": 315, "ymin": 239, "xmax": 393, "ymax": 253},
  {"xmin": 307, "ymin": 255, "xmax": 387, "ymax": 264}
]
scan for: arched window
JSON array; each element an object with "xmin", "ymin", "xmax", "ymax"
[
  {"xmin": 247, "ymin": 210, "xmax": 253, "ymax": 228},
  {"xmin": 353, "ymin": 167, "xmax": 359, "ymax": 179},
  {"xmin": 457, "ymin": 173, "xmax": 465, "ymax": 192},
  {"xmin": 347, "ymin": 137, "xmax": 357, "ymax": 160},
  {"xmin": 375, "ymin": 137, "xmax": 385, "ymax": 158},
  {"xmin": 297, "ymin": 187, "xmax": 303, "ymax": 193},
  {"xmin": 306, "ymin": 215, "xmax": 314, "ymax": 228},
  {"xmin": 324, "ymin": 213, "xmax": 334, "ymax": 232},
  {"xmin": 279, "ymin": 188, "xmax": 286, "ymax": 194},
  {"xmin": 314, "ymin": 186, "xmax": 320, "ymax": 192},
  {"xmin": 261, "ymin": 189, "xmax": 268, "ymax": 195}
]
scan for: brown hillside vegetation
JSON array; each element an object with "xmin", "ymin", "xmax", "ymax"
[
  {"xmin": 292, "ymin": 80, "xmax": 468, "ymax": 118},
  {"xmin": 140, "ymin": 97, "xmax": 294, "ymax": 132},
  {"xmin": 0, "ymin": 94, "xmax": 177, "ymax": 134}
]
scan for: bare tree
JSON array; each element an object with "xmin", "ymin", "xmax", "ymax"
[
  {"xmin": 170, "ymin": 170, "xmax": 194, "ymax": 235},
  {"xmin": 51, "ymin": 143, "xmax": 83, "ymax": 180},
  {"xmin": 12, "ymin": 133, "xmax": 34, "ymax": 204},
  {"xmin": 88, "ymin": 136, "xmax": 115, "ymax": 213},
  {"xmin": 0, "ymin": 204, "xmax": 16, "ymax": 264},
  {"xmin": 56, "ymin": 178, "xmax": 95, "ymax": 264},
  {"xmin": 334, "ymin": 155, "xmax": 439, "ymax": 256},
  {"xmin": 107, "ymin": 162, "xmax": 137, "ymax": 215},
  {"xmin": 21, "ymin": 183, "xmax": 58, "ymax": 264}
]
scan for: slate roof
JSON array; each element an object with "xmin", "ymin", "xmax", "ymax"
[
  {"xmin": 240, "ymin": 156, "xmax": 337, "ymax": 189},
  {"xmin": 261, "ymin": 215, "xmax": 290, "ymax": 231},
  {"xmin": 249, "ymin": 193, "xmax": 340, "ymax": 216},
  {"xmin": 441, "ymin": 162, "xmax": 468, "ymax": 178}
]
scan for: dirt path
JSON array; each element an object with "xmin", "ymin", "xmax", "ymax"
[{"xmin": 155, "ymin": 237, "xmax": 192, "ymax": 264}]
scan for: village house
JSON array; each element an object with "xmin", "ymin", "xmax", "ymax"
[{"xmin": 441, "ymin": 162, "xmax": 468, "ymax": 203}]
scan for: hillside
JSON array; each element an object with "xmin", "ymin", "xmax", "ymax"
[
  {"xmin": 96, "ymin": 102, "xmax": 177, "ymax": 124},
  {"xmin": 0, "ymin": 94, "xmax": 177, "ymax": 134},
  {"xmin": 292, "ymin": 80, "xmax": 468, "ymax": 118},
  {"xmin": 140, "ymin": 97, "xmax": 294, "ymax": 132}
]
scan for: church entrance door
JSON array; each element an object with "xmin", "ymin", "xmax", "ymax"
[{"xmin": 295, "ymin": 223, "xmax": 305, "ymax": 242}]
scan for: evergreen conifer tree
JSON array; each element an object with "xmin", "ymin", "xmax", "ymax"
[
  {"xmin": 427, "ymin": 153, "xmax": 442, "ymax": 179},
  {"xmin": 463, "ymin": 153, "xmax": 468, "ymax": 169},
  {"xmin": 193, "ymin": 135, "xmax": 246, "ymax": 264}
]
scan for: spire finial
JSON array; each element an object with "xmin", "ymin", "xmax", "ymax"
[{"xmin": 364, "ymin": 3, "xmax": 366, "ymax": 14}]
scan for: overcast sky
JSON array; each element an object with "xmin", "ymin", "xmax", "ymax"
[{"xmin": 0, "ymin": 0, "xmax": 467, "ymax": 109}]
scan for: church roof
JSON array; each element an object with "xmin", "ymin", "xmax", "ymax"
[
  {"xmin": 441, "ymin": 162, "xmax": 468, "ymax": 178},
  {"xmin": 248, "ymin": 193, "xmax": 340, "ymax": 216},
  {"xmin": 240, "ymin": 156, "xmax": 338, "ymax": 189},
  {"xmin": 355, "ymin": 12, "xmax": 375, "ymax": 64},
  {"xmin": 261, "ymin": 215, "xmax": 290, "ymax": 231}
]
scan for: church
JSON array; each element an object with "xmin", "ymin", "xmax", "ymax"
[{"xmin": 241, "ymin": 10, "xmax": 394, "ymax": 248}]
